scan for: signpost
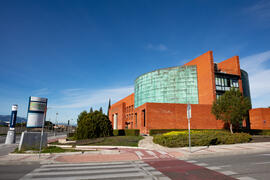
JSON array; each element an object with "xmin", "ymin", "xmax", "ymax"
[
  {"xmin": 19, "ymin": 97, "xmax": 48, "ymax": 151},
  {"xmin": 187, "ymin": 104, "xmax": 191, "ymax": 153},
  {"xmin": 5, "ymin": 104, "xmax": 18, "ymax": 144}
]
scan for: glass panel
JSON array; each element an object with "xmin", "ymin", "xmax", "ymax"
[{"xmin": 134, "ymin": 66, "xmax": 199, "ymax": 108}]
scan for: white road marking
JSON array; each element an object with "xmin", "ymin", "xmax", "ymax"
[
  {"xmin": 26, "ymin": 168, "xmax": 141, "ymax": 176},
  {"xmin": 237, "ymin": 177, "xmax": 257, "ymax": 180},
  {"xmin": 206, "ymin": 166, "xmax": 221, "ymax": 170},
  {"xmin": 41, "ymin": 161, "xmax": 129, "ymax": 167},
  {"xmin": 186, "ymin": 160, "xmax": 197, "ymax": 163},
  {"xmin": 254, "ymin": 161, "xmax": 270, "ymax": 165},
  {"xmin": 219, "ymin": 170, "xmax": 237, "ymax": 176},
  {"xmin": 217, "ymin": 165, "xmax": 231, "ymax": 168},
  {"xmin": 135, "ymin": 151, "xmax": 144, "ymax": 159},
  {"xmin": 21, "ymin": 162, "xmax": 167, "ymax": 180},
  {"xmin": 157, "ymin": 150, "xmax": 168, "ymax": 155},
  {"xmin": 258, "ymin": 153, "xmax": 270, "ymax": 156},
  {"xmin": 35, "ymin": 164, "xmax": 149, "ymax": 172},
  {"xmin": 195, "ymin": 163, "xmax": 208, "ymax": 166},
  {"xmin": 146, "ymin": 150, "xmax": 158, "ymax": 158}
]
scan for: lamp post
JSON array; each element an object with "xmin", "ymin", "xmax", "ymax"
[{"xmin": 54, "ymin": 112, "xmax": 58, "ymax": 136}]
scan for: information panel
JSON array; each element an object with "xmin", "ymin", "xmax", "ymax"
[{"xmin": 26, "ymin": 96, "xmax": 48, "ymax": 128}]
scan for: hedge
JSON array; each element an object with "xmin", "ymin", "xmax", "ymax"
[
  {"xmin": 153, "ymin": 130, "xmax": 252, "ymax": 147},
  {"xmin": 113, "ymin": 129, "xmax": 140, "ymax": 136},
  {"xmin": 248, "ymin": 129, "xmax": 270, "ymax": 135},
  {"xmin": 149, "ymin": 129, "xmax": 225, "ymax": 136}
]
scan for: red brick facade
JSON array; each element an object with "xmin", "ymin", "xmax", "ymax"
[
  {"xmin": 109, "ymin": 51, "xmax": 266, "ymax": 134},
  {"xmin": 249, "ymin": 108, "xmax": 270, "ymax": 129}
]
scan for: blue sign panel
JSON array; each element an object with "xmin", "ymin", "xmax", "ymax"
[{"xmin": 9, "ymin": 105, "xmax": 18, "ymax": 128}]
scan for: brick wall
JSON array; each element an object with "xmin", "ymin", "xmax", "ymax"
[
  {"xmin": 184, "ymin": 51, "xmax": 216, "ymax": 104},
  {"xmin": 250, "ymin": 108, "xmax": 270, "ymax": 129},
  {"xmin": 218, "ymin": 56, "xmax": 243, "ymax": 92},
  {"xmin": 109, "ymin": 93, "xmax": 135, "ymax": 129},
  {"xmin": 135, "ymin": 103, "xmax": 224, "ymax": 134}
]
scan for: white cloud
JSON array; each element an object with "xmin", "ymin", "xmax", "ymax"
[
  {"xmin": 50, "ymin": 86, "xmax": 134, "ymax": 109},
  {"xmin": 241, "ymin": 50, "xmax": 270, "ymax": 108},
  {"xmin": 32, "ymin": 88, "xmax": 50, "ymax": 96},
  {"xmin": 146, "ymin": 43, "xmax": 168, "ymax": 51},
  {"xmin": 244, "ymin": 1, "xmax": 270, "ymax": 19}
]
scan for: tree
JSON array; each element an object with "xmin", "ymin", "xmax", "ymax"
[
  {"xmin": 212, "ymin": 88, "xmax": 251, "ymax": 134},
  {"xmin": 99, "ymin": 107, "xmax": 103, "ymax": 114},
  {"xmin": 89, "ymin": 107, "xmax": 93, "ymax": 113},
  {"xmin": 76, "ymin": 110, "xmax": 113, "ymax": 139},
  {"xmin": 107, "ymin": 99, "xmax": 111, "ymax": 116}
]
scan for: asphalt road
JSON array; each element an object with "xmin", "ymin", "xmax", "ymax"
[
  {"xmin": 0, "ymin": 163, "xmax": 40, "ymax": 180},
  {"xmin": 1, "ymin": 151, "xmax": 270, "ymax": 180},
  {"xmin": 188, "ymin": 151, "xmax": 270, "ymax": 180}
]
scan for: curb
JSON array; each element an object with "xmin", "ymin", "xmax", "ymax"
[{"xmin": 177, "ymin": 147, "xmax": 270, "ymax": 160}]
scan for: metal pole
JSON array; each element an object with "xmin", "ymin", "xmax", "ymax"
[
  {"xmin": 188, "ymin": 117, "xmax": 191, "ymax": 153},
  {"xmin": 39, "ymin": 107, "xmax": 47, "ymax": 158}
]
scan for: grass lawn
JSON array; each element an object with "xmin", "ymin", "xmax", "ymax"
[
  {"xmin": 72, "ymin": 136, "xmax": 144, "ymax": 147},
  {"xmin": 13, "ymin": 146, "xmax": 80, "ymax": 154}
]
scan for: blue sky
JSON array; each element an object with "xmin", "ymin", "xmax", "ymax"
[{"xmin": 1, "ymin": 0, "xmax": 270, "ymax": 124}]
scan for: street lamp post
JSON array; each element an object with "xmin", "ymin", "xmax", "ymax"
[{"xmin": 54, "ymin": 112, "xmax": 58, "ymax": 136}]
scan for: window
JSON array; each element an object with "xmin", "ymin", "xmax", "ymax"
[
  {"xmin": 135, "ymin": 113, "xmax": 137, "ymax": 128},
  {"xmin": 142, "ymin": 109, "xmax": 146, "ymax": 127}
]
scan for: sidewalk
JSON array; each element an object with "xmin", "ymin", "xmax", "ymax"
[{"xmin": 139, "ymin": 136, "xmax": 270, "ymax": 159}]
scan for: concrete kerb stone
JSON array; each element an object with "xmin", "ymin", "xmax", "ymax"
[
  {"xmin": 75, "ymin": 145, "xmax": 148, "ymax": 150},
  {"xmin": 178, "ymin": 148, "xmax": 270, "ymax": 160}
]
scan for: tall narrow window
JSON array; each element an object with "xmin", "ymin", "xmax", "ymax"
[
  {"xmin": 142, "ymin": 109, "xmax": 146, "ymax": 127},
  {"xmin": 135, "ymin": 113, "xmax": 137, "ymax": 128}
]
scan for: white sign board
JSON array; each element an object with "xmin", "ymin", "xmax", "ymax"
[
  {"xmin": 26, "ymin": 96, "xmax": 48, "ymax": 128},
  {"xmin": 27, "ymin": 113, "xmax": 44, "ymax": 127},
  {"xmin": 187, "ymin": 104, "xmax": 191, "ymax": 119}
]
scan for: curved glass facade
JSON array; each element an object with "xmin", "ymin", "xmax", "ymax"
[
  {"xmin": 134, "ymin": 65, "xmax": 199, "ymax": 108},
  {"xmin": 241, "ymin": 69, "xmax": 251, "ymax": 100}
]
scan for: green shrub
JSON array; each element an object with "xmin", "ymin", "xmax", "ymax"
[
  {"xmin": 149, "ymin": 129, "xmax": 185, "ymax": 136},
  {"xmin": 113, "ymin": 129, "xmax": 140, "ymax": 136},
  {"xmin": 153, "ymin": 130, "xmax": 252, "ymax": 147},
  {"xmin": 76, "ymin": 110, "xmax": 113, "ymax": 140},
  {"xmin": 248, "ymin": 129, "xmax": 270, "ymax": 135},
  {"xmin": 149, "ymin": 129, "xmax": 224, "ymax": 136},
  {"xmin": 124, "ymin": 129, "xmax": 140, "ymax": 136},
  {"xmin": 67, "ymin": 133, "xmax": 75, "ymax": 138},
  {"xmin": 113, "ymin": 130, "xmax": 125, "ymax": 136}
]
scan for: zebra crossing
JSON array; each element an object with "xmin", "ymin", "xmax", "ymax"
[
  {"xmin": 131, "ymin": 149, "xmax": 173, "ymax": 160},
  {"xmin": 186, "ymin": 160, "xmax": 257, "ymax": 180},
  {"xmin": 20, "ymin": 161, "xmax": 170, "ymax": 180}
]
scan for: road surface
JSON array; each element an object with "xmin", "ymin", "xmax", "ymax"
[{"xmin": 187, "ymin": 151, "xmax": 270, "ymax": 180}]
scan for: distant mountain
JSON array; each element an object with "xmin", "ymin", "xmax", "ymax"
[{"xmin": 0, "ymin": 115, "xmax": 27, "ymax": 125}]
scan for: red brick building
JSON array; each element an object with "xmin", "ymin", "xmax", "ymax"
[{"xmin": 109, "ymin": 51, "xmax": 267, "ymax": 134}]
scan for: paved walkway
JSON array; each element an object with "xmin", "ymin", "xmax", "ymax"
[{"xmin": 139, "ymin": 136, "xmax": 270, "ymax": 159}]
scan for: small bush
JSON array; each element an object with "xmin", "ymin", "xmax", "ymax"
[
  {"xmin": 124, "ymin": 129, "xmax": 140, "ymax": 136},
  {"xmin": 113, "ymin": 129, "xmax": 140, "ymax": 136},
  {"xmin": 149, "ymin": 129, "xmax": 185, "ymax": 135},
  {"xmin": 149, "ymin": 129, "xmax": 224, "ymax": 136},
  {"xmin": 248, "ymin": 129, "xmax": 270, "ymax": 135},
  {"xmin": 153, "ymin": 130, "xmax": 252, "ymax": 147},
  {"xmin": 113, "ymin": 130, "xmax": 125, "ymax": 136},
  {"xmin": 68, "ymin": 133, "xmax": 75, "ymax": 138}
]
